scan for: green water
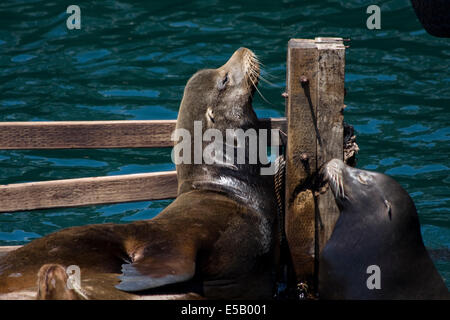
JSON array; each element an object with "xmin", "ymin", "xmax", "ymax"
[{"xmin": 0, "ymin": 0, "xmax": 448, "ymax": 288}]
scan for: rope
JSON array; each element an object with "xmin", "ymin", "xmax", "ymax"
[{"xmin": 274, "ymin": 154, "xmax": 286, "ymax": 245}]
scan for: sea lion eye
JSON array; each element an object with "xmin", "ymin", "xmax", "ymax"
[
  {"xmin": 206, "ymin": 107, "xmax": 214, "ymax": 123},
  {"xmin": 218, "ymin": 73, "xmax": 228, "ymax": 90},
  {"xmin": 357, "ymin": 173, "xmax": 369, "ymax": 185},
  {"xmin": 222, "ymin": 73, "xmax": 229, "ymax": 84}
]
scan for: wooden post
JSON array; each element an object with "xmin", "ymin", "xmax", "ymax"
[
  {"xmin": 284, "ymin": 38, "xmax": 345, "ymax": 295},
  {"xmin": 315, "ymin": 38, "xmax": 345, "ymax": 255}
]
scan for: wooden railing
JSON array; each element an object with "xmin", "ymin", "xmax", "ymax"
[{"xmin": 0, "ymin": 118, "xmax": 286, "ymax": 213}]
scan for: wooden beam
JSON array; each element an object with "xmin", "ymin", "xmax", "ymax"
[
  {"xmin": 0, "ymin": 246, "xmax": 21, "ymax": 258},
  {"xmin": 0, "ymin": 118, "xmax": 286, "ymax": 150},
  {"xmin": 285, "ymin": 39, "xmax": 318, "ymax": 290},
  {"xmin": 0, "ymin": 120, "xmax": 176, "ymax": 149},
  {"xmin": 0, "ymin": 171, "xmax": 177, "ymax": 213},
  {"xmin": 315, "ymin": 38, "xmax": 345, "ymax": 255},
  {"xmin": 284, "ymin": 38, "xmax": 345, "ymax": 295}
]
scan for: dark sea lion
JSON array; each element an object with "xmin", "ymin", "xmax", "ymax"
[
  {"xmin": 0, "ymin": 48, "xmax": 278, "ymax": 300},
  {"xmin": 410, "ymin": 0, "xmax": 450, "ymax": 38},
  {"xmin": 319, "ymin": 159, "xmax": 449, "ymax": 299}
]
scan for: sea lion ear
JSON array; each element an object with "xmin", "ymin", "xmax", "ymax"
[
  {"xmin": 384, "ymin": 199, "xmax": 392, "ymax": 220},
  {"xmin": 115, "ymin": 244, "xmax": 196, "ymax": 292},
  {"xmin": 206, "ymin": 107, "xmax": 215, "ymax": 124}
]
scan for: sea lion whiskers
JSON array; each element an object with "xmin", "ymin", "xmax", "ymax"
[
  {"xmin": 246, "ymin": 55, "xmax": 277, "ymax": 87},
  {"xmin": 246, "ymin": 67, "xmax": 275, "ymax": 107},
  {"xmin": 248, "ymin": 75, "xmax": 274, "ymax": 107},
  {"xmin": 248, "ymin": 66, "xmax": 277, "ymax": 87},
  {"xmin": 245, "ymin": 54, "xmax": 279, "ymax": 107},
  {"xmin": 244, "ymin": 51, "xmax": 260, "ymax": 86},
  {"xmin": 258, "ymin": 75, "xmax": 279, "ymax": 87},
  {"xmin": 325, "ymin": 159, "xmax": 345, "ymax": 200},
  {"xmin": 248, "ymin": 57, "xmax": 279, "ymax": 81},
  {"xmin": 261, "ymin": 69, "xmax": 281, "ymax": 80}
]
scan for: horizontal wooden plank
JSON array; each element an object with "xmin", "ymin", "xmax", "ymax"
[
  {"xmin": 0, "ymin": 118, "xmax": 286, "ymax": 150},
  {"xmin": 0, "ymin": 246, "xmax": 21, "ymax": 258},
  {"xmin": 0, "ymin": 171, "xmax": 177, "ymax": 213},
  {"xmin": 0, "ymin": 120, "xmax": 177, "ymax": 149}
]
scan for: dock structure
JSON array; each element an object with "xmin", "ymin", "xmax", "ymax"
[
  {"xmin": 0, "ymin": 38, "xmax": 346, "ymax": 297},
  {"xmin": 284, "ymin": 38, "xmax": 345, "ymax": 295}
]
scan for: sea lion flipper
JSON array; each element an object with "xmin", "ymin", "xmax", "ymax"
[
  {"xmin": 37, "ymin": 264, "xmax": 85, "ymax": 300},
  {"xmin": 115, "ymin": 248, "xmax": 196, "ymax": 292}
]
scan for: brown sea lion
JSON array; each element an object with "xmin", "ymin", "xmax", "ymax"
[{"xmin": 0, "ymin": 48, "xmax": 278, "ymax": 300}]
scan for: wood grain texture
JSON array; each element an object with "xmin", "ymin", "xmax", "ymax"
[
  {"xmin": 284, "ymin": 39, "xmax": 319, "ymax": 285},
  {"xmin": 0, "ymin": 118, "xmax": 286, "ymax": 149},
  {"xmin": 284, "ymin": 38, "xmax": 345, "ymax": 292},
  {"xmin": 315, "ymin": 38, "xmax": 345, "ymax": 255},
  {"xmin": 0, "ymin": 171, "xmax": 177, "ymax": 213},
  {"xmin": 0, "ymin": 120, "xmax": 177, "ymax": 149}
]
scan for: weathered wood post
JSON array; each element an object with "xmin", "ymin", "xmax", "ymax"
[{"xmin": 284, "ymin": 37, "xmax": 345, "ymax": 296}]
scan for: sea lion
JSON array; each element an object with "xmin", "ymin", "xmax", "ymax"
[
  {"xmin": 319, "ymin": 158, "xmax": 449, "ymax": 299},
  {"xmin": 0, "ymin": 47, "xmax": 278, "ymax": 300},
  {"xmin": 410, "ymin": 0, "xmax": 450, "ymax": 38}
]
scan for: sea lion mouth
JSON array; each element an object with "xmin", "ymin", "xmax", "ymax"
[{"xmin": 324, "ymin": 159, "xmax": 346, "ymax": 200}]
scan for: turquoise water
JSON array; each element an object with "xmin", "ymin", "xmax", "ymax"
[{"xmin": 0, "ymin": 0, "xmax": 448, "ymax": 288}]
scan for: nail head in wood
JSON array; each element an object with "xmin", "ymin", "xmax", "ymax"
[
  {"xmin": 300, "ymin": 153, "xmax": 309, "ymax": 162},
  {"xmin": 300, "ymin": 76, "xmax": 309, "ymax": 87}
]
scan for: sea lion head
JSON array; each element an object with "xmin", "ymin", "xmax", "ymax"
[
  {"xmin": 319, "ymin": 159, "xmax": 448, "ymax": 299},
  {"xmin": 175, "ymin": 48, "xmax": 268, "ymax": 197},
  {"xmin": 176, "ymin": 47, "xmax": 260, "ymax": 133},
  {"xmin": 323, "ymin": 159, "xmax": 414, "ymax": 218}
]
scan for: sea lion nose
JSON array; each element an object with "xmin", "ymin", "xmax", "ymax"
[
  {"xmin": 327, "ymin": 158, "xmax": 345, "ymax": 171},
  {"xmin": 237, "ymin": 47, "xmax": 255, "ymax": 58},
  {"xmin": 237, "ymin": 47, "xmax": 250, "ymax": 53},
  {"xmin": 324, "ymin": 158, "xmax": 345, "ymax": 184},
  {"xmin": 229, "ymin": 47, "xmax": 249, "ymax": 60},
  {"xmin": 220, "ymin": 48, "xmax": 256, "ymax": 84},
  {"xmin": 228, "ymin": 47, "xmax": 254, "ymax": 62}
]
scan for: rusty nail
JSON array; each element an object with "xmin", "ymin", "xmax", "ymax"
[
  {"xmin": 300, "ymin": 153, "xmax": 308, "ymax": 161},
  {"xmin": 300, "ymin": 76, "xmax": 308, "ymax": 87},
  {"xmin": 282, "ymin": 92, "xmax": 288, "ymax": 98}
]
